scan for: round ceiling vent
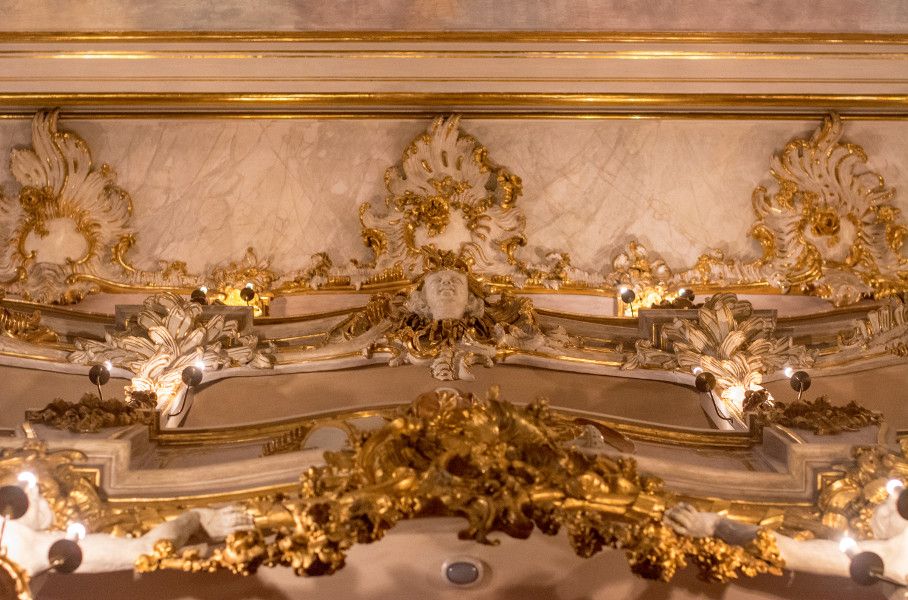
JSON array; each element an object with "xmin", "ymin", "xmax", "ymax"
[{"xmin": 441, "ymin": 557, "xmax": 484, "ymax": 587}]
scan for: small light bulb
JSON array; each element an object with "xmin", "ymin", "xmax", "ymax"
[
  {"xmin": 103, "ymin": 360, "xmax": 113, "ymax": 371},
  {"xmin": 784, "ymin": 366, "xmax": 794, "ymax": 378},
  {"xmin": 726, "ymin": 386, "xmax": 746, "ymax": 405},
  {"xmin": 194, "ymin": 359, "xmax": 205, "ymax": 371},
  {"xmin": 887, "ymin": 479, "xmax": 904, "ymax": 497},
  {"xmin": 245, "ymin": 282, "xmax": 254, "ymax": 290},
  {"xmin": 839, "ymin": 534, "xmax": 858, "ymax": 555},
  {"xmin": 679, "ymin": 288, "xmax": 687, "ymax": 296},
  {"xmin": 199, "ymin": 285, "xmax": 208, "ymax": 294},
  {"xmin": 692, "ymin": 366, "xmax": 703, "ymax": 375},
  {"xmin": 66, "ymin": 522, "xmax": 86, "ymax": 541},
  {"xmin": 17, "ymin": 471, "xmax": 37, "ymax": 489}
]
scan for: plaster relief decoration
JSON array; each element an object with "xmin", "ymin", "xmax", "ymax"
[
  {"xmin": 312, "ymin": 248, "xmax": 576, "ymax": 381},
  {"xmin": 680, "ymin": 114, "xmax": 908, "ymax": 306},
  {"xmin": 0, "ymin": 111, "xmax": 193, "ymax": 304},
  {"xmin": 0, "ymin": 292, "xmax": 57, "ymax": 344},
  {"xmin": 1, "ymin": 111, "xmax": 906, "ymax": 309},
  {"xmin": 355, "ymin": 115, "xmax": 595, "ymax": 288},
  {"xmin": 607, "ymin": 241, "xmax": 677, "ymax": 315},
  {"xmin": 0, "ymin": 441, "xmax": 251, "ymax": 592},
  {"xmin": 67, "ymin": 292, "xmax": 273, "ymax": 426},
  {"xmin": 835, "ymin": 298, "xmax": 908, "ymax": 359},
  {"xmin": 623, "ymin": 293, "xmax": 815, "ymax": 423}
]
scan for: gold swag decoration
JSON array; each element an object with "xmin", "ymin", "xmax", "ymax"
[{"xmin": 137, "ymin": 388, "xmax": 782, "ymax": 582}]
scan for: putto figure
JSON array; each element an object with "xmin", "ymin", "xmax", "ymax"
[
  {"xmin": 665, "ymin": 495, "xmax": 908, "ymax": 598},
  {"xmin": 2, "ymin": 479, "xmax": 251, "ymax": 579}
]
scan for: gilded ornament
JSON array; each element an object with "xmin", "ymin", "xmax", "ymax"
[
  {"xmin": 607, "ymin": 241, "xmax": 677, "ymax": 315},
  {"xmin": 136, "ymin": 388, "xmax": 782, "ymax": 583},
  {"xmin": 0, "ymin": 441, "xmax": 104, "ymax": 532},
  {"xmin": 355, "ymin": 116, "xmax": 591, "ymax": 288},
  {"xmin": 0, "ymin": 553, "xmax": 31, "ymax": 600},
  {"xmin": 837, "ymin": 299, "xmax": 908, "ymax": 357},
  {"xmin": 752, "ymin": 396, "xmax": 882, "ymax": 436},
  {"xmin": 324, "ymin": 248, "xmax": 575, "ymax": 381},
  {"xmin": 206, "ymin": 247, "xmax": 276, "ymax": 317},
  {"xmin": 25, "ymin": 391, "xmax": 156, "ymax": 434},
  {"xmin": 68, "ymin": 292, "xmax": 273, "ymax": 425},
  {"xmin": 817, "ymin": 442, "xmax": 908, "ymax": 538},
  {"xmin": 0, "ymin": 293, "xmax": 57, "ymax": 344},
  {"xmin": 624, "ymin": 294, "xmax": 815, "ymax": 422},
  {"xmin": 681, "ymin": 114, "xmax": 908, "ymax": 306}
]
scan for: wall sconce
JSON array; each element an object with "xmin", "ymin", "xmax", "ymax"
[
  {"xmin": 181, "ymin": 362, "xmax": 204, "ymax": 388},
  {"xmin": 840, "ymin": 481, "xmax": 908, "ymax": 587},
  {"xmin": 789, "ymin": 370, "xmax": 811, "ymax": 401},
  {"xmin": 190, "ymin": 286, "xmax": 209, "ymax": 305},
  {"xmin": 694, "ymin": 370, "xmax": 734, "ymax": 424},
  {"xmin": 87, "ymin": 361, "xmax": 112, "ymax": 401},
  {"xmin": 240, "ymin": 282, "xmax": 256, "ymax": 304}
]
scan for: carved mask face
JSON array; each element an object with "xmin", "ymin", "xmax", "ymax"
[{"xmin": 422, "ymin": 269, "xmax": 470, "ymax": 320}]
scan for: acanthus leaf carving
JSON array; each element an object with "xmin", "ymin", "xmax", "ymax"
[
  {"xmin": 623, "ymin": 293, "xmax": 815, "ymax": 421},
  {"xmin": 355, "ymin": 116, "xmax": 598, "ymax": 289},
  {"xmin": 67, "ymin": 292, "xmax": 273, "ymax": 424},
  {"xmin": 135, "ymin": 387, "xmax": 783, "ymax": 583},
  {"xmin": 836, "ymin": 298, "xmax": 908, "ymax": 357}
]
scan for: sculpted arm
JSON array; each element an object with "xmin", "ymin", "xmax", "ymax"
[
  {"xmin": 664, "ymin": 503, "xmax": 896, "ymax": 579},
  {"xmin": 4, "ymin": 505, "xmax": 250, "ymax": 575}
]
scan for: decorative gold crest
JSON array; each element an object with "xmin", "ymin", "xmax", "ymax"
[
  {"xmin": 136, "ymin": 387, "xmax": 783, "ymax": 583},
  {"xmin": 683, "ymin": 114, "xmax": 908, "ymax": 305}
]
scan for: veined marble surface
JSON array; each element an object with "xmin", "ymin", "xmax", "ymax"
[
  {"xmin": 1, "ymin": 117, "xmax": 906, "ymax": 276},
  {"xmin": 0, "ymin": 0, "xmax": 905, "ymax": 32}
]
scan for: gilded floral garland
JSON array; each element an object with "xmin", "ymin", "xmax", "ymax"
[{"xmin": 135, "ymin": 388, "xmax": 783, "ymax": 583}]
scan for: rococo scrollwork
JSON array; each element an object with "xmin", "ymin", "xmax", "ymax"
[
  {"xmin": 680, "ymin": 114, "xmax": 908, "ymax": 305},
  {"xmin": 320, "ymin": 248, "xmax": 575, "ymax": 380},
  {"xmin": 624, "ymin": 293, "xmax": 814, "ymax": 422},
  {"xmin": 0, "ymin": 111, "xmax": 906, "ymax": 308},
  {"xmin": 132, "ymin": 387, "xmax": 783, "ymax": 583}
]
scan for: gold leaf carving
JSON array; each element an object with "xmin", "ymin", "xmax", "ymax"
[
  {"xmin": 817, "ymin": 443, "xmax": 908, "ymax": 538},
  {"xmin": 683, "ymin": 114, "xmax": 908, "ymax": 306},
  {"xmin": 0, "ymin": 554, "xmax": 31, "ymax": 600},
  {"xmin": 356, "ymin": 116, "xmax": 587, "ymax": 288},
  {"xmin": 753, "ymin": 396, "xmax": 882, "ymax": 436},
  {"xmin": 0, "ymin": 441, "xmax": 104, "ymax": 532},
  {"xmin": 324, "ymin": 248, "xmax": 574, "ymax": 380},
  {"xmin": 0, "ymin": 292, "xmax": 57, "ymax": 343},
  {"xmin": 624, "ymin": 294, "xmax": 815, "ymax": 422},
  {"xmin": 25, "ymin": 392, "xmax": 156, "ymax": 434},
  {"xmin": 136, "ymin": 388, "xmax": 782, "ymax": 583}
]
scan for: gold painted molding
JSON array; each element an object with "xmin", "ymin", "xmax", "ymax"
[
  {"xmin": 0, "ymin": 93, "xmax": 904, "ymax": 113},
  {"xmin": 0, "ymin": 31, "xmax": 905, "ymax": 44}
]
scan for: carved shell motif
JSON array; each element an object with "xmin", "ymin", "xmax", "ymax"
[
  {"xmin": 0, "ymin": 111, "xmax": 134, "ymax": 303},
  {"xmin": 358, "ymin": 116, "xmax": 525, "ymax": 277},
  {"xmin": 752, "ymin": 114, "xmax": 905, "ymax": 302}
]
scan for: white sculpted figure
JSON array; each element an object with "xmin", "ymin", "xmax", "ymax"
[
  {"xmin": 406, "ymin": 269, "xmax": 484, "ymax": 321},
  {"xmin": 3, "ymin": 481, "xmax": 251, "ymax": 577},
  {"xmin": 665, "ymin": 495, "xmax": 908, "ymax": 598}
]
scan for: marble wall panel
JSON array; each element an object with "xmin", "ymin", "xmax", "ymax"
[
  {"xmin": 1, "ymin": 117, "xmax": 906, "ymax": 277},
  {"xmin": 0, "ymin": 0, "xmax": 906, "ymax": 33}
]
